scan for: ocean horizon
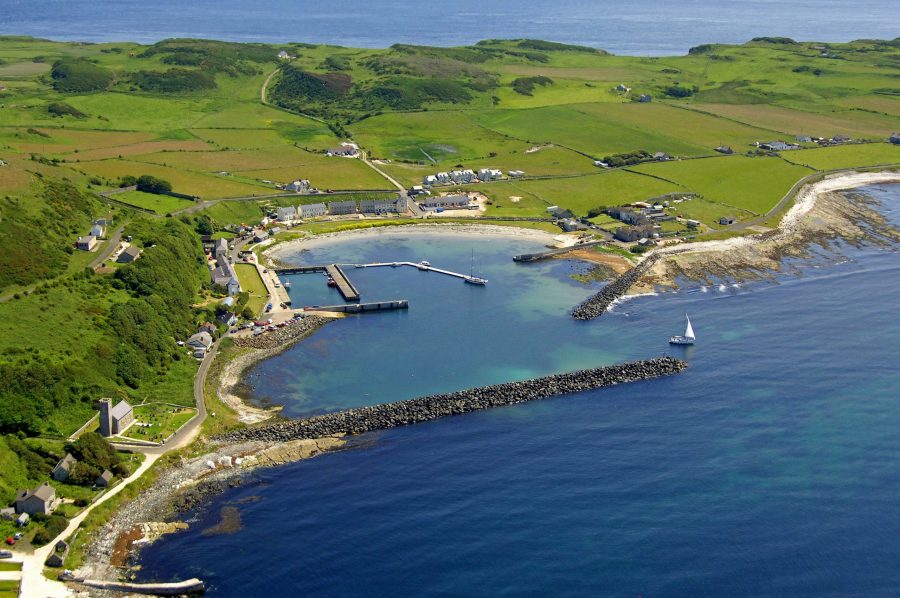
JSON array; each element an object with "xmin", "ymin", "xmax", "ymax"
[{"xmin": 2, "ymin": 0, "xmax": 899, "ymax": 55}]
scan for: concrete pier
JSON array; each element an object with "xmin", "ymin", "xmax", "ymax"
[
  {"xmin": 354, "ymin": 261, "xmax": 484, "ymax": 283},
  {"xmin": 325, "ymin": 264, "xmax": 360, "ymax": 301},
  {"xmin": 309, "ymin": 300, "xmax": 409, "ymax": 313},
  {"xmin": 513, "ymin": 241, "xmax": 606, "ymax": 262}
]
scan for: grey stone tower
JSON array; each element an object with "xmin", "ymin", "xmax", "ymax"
[{"xmin": 98, "ymin": 398, "xmax": 113, "ymax": 437}]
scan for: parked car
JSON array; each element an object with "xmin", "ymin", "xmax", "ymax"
[
  {"xmin": 4, "ymin": 537, "xmax": 15, "ymax": 546},
  {"xmin": 0, "ymin": 549, "xmax": 12, "ymax": 558}
]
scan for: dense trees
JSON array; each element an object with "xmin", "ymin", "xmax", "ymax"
[
  {"xmin": 50, "ymin": 58, "xmax": 114, "ymax": 92},
  {"xmin": 512, "ymin": 76, "xmax": 553, "ymax": 96},
  {"xmin": 131, "ymin": 68, "xmax": 216, "ymax": 93},
  {"xmin": 135, "ymin": 174, "xmax": 173, "ymax": 195}
]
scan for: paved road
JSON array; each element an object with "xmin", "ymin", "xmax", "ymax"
[{"xmin": 89, "ymin": 224, "xmax": 125, "ymax": 269}]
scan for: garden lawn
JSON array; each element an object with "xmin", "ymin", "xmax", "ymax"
[
  {"xmin": 123, "ymin": 403, "xmax": 196, "ymax": 443},
  {"xmin": 235, "ymin": 263, "xmax": 268, "ymax": 317}
]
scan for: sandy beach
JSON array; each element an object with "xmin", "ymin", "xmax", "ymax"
[{"xmin": 265, "ymin": 222, "xmax": 562, "ymax": 263}]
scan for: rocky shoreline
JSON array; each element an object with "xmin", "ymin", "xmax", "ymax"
[
  {"xmin": 219, "ymin": 315, "xmax": 332, "ymax": 423},
  {"xmin": 218, "ymin": 357, "xmax": 687, "ymax": 444},
  {"xmin": 80, "ymin": 436, "xmax": 345, "ymax": 582}
]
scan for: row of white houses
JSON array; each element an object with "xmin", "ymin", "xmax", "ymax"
[
  {"xmin": 423, "ymin": 168, "xmax": 519, "ymax": 187},
  {"xmin": 275, "ymin": 197, "xmax": 408, "ymax": 221}
]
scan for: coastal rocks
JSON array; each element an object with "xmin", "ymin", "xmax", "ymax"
[
  {"xmin": 231, "ymin": 315, "xmax": 330, "ymax": 351},
  {"xmin": 135, "ymin": 522, "xmax": 189, "ymax": 545},
  {"xmin": 572, "ymin": 255, "xmax": 660, "ymax": 320},
  {"xmin": 217, "ymin": 357, "xmax": 687, "ymax": 444}
]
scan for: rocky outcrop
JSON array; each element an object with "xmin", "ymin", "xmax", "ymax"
[
  {"xmin": 572, "ymin": 254, "xmax": 660, "ymax": 320},
  {"xmin": 217, "ymin": 357, "xmax": 687, "ymax": 443}
]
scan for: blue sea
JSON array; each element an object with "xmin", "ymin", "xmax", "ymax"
[
  {"xmin": 2, "ymin": 0, "xmax": 899, "ymax": 55},
  {"xmin": 135, "ymin": 185, "xmax": 900, "ymax": 596}
]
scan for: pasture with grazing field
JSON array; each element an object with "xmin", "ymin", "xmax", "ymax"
[
  {"xmin": 780, "ymin": 143, "xmax": 900, "ymax": 171},
  {"xmin": 632, "ymin": 155, "xmax": 813, "ymax": 216}
]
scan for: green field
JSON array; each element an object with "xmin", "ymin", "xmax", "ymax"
[
  {"xmin": 632, "ymin": 155, "xmax": 813, "ymax": 216},
  {"xmin": 112, "ymin": 190, "xmax": 195, "ymax": 214},
  {"xmin": 235, "ymin": 263, "xmax": 268, "ymax": 317},
  {"xmin": 780, "ymin": 143, "xmax": 900, "ymax": 171}
]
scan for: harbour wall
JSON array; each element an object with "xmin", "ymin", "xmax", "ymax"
[
  {"xmin": 231, "ymin": 315, "xmax": 330, "ymax": 351},
  {"xmin": 217, "ymin": 357, "xmax": 687, "ymax": 443},
  {"xmin": 572, "ymin": 254, "xmax": 660, "ymax": 320}
]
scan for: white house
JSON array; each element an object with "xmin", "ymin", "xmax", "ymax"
[
  {"xmin": 449, "ymin": 170, "xmax": 475, "ymax": 184},
  {"xmin": 76, "ymin": 235, "xmax": 97, "ymax": 251},
  {"xmin": 423, "ymin": 175, "xmax": 439, "ymax": 186},
  {"xmin": 435, "ymin": 172, "xmax": 451, "ymax": 184},
  {"xmin": 300, "ymin": 202, "xmax": 327, "ymax": 218},
  {"xmin": 211, "ymin": 254, "xmax": 241, "ymax": 295},
  {"xmin": 477, "ymin": 168, "xmax": 503, "ymax": 182},
  {"xmin": 508, "ymin": 170, "xmax": 525, "ymax": 178},
  {"xmin": 276, "ymin": 206, "xmax": 297, "ymax": 221},
  {"xmin": 187, "ymin": 332, "xmax": 214, "ymax": 351},
  {"xmin": 90, "ymin": 223, "xmax": 105, "ymax": 239}
]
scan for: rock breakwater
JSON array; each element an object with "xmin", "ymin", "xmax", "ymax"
[
  {"xmin": 217, "ymin": 357, "xmax": 687, "ymax": 443},
  {"xmin": 231, "ymin": 315, "xmax": 330, "ymax": 350},
  {"xmin": 572, "ymin": 254, "xmax": 660, "ymax": 320}
]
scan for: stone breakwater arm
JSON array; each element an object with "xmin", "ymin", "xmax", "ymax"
[
  {"xmin": 572, "ymin": 254, "xmax": 660, "ymax": 320},
  {"xmin": 217, "ymin": 357, "xmax": 687, "ymax": 443}
]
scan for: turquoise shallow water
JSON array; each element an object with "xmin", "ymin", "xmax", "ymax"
[{"xmin": 138, "ymin": 186, "xmax": 900, "ymax": 596}]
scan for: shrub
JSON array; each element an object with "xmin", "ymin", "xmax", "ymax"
[
  {"xmin": 511, "ymin": 76, "xmax": 553, "ymax": 96},
  {"xmin": 131, "ymin": 68, "xmax": 216, "ymax": 93},
  {"xmin": 47, "ymin": 102, "xmax": 87, "ymax": 119},
  {"xmin": 136, "ymin": 175, "xmax": 172, "ymax": 195}
]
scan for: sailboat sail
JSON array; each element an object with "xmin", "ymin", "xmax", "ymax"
[{"xmin": 684, "ymin": 314, "xmax": 695, "ymax": 339}]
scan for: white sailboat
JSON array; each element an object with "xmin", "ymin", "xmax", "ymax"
[
  {"xmin": 669, "ymin": 313, "xmax": 695, "ymax": 345},
  {"xmin": 465, "ymin": 249, "xmax": 487, "ymax": 285}
]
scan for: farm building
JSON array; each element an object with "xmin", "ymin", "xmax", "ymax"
[
  {"xmin": 638, "ymin": 94, "xmax": 652, "ymax": 102},
  {"xmin": 715, "ymin": 146, "xmax": 734, "ymax": 154},
  {"xmin": 890, "ymin": 133, "xmax": 900, "ymax": 145},
  {"xmin": 719, "ymin": 216, "xmax": 736, "ymax": 225}
]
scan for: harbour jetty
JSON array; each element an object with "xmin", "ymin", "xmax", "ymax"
[
  {"xmin": 572, "ymin": 254, "xmax": 660, "ymax": 320},
  {"xmin": 217, "ymin": 357, "xmax": 686, "ymax": 443},
  {"xmin": 325, "ymin": 264, "xmax": 360, "ymax": 301},
  {"xmin": 513, "ymin": 241, "xmax": 606, "ymax": 262},
  {"xmin": 311, "ymin": 300, "xmax": 409, "ymax": 313}
]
